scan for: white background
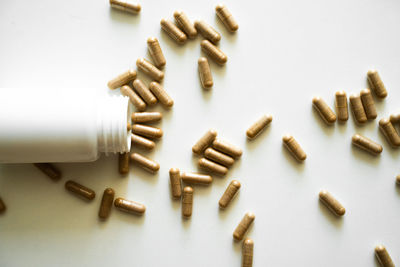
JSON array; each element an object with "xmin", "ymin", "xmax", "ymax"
[{"xmin": 0, "ymin": 0, "xmax": 400, "ymax": 266}]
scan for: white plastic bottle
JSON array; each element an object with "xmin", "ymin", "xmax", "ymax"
[{"xmin": 0, "ymin": 88, "xmax": 131, "ymax": 163}]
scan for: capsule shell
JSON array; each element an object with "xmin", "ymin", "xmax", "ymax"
[
  {"xmin": 360, "ymin": 89, "xmax": 377, "ymax": 120},
  {"xmin": 160, "ymin": 19, "xmax": 187, "ymax": 44},
  {"xmin": 204, "ymin": 147, "xmax": 234, "ymax": 167},
  {"xmin": 215, "ymin": 4, "xmax": 239, "ymax": 32},
  {"xmin": 367, "ymin": 70, "xmax": 387, "ymax": 99},
  {"xmin": 312, "ymin": 97, "xmax": 336, "ymax": 124},
  {"xmin": 198, "ymin": 158, "xmax": 228, "ymax": 176},
  {"xmin": 349, "ymin": 94, "xmax": 367, "ymax": 124},
  {"xmin": 173, "ymin": 11, "xmax": 197, "ymax": 39},
  {"xmin": 201, "ymin": 40, "xmax": 227, "ymax": 65},
  {"xmin": 136, "ymin": 58, "xmax": 164, "ymax": 82},
  {"xmin": 192, "ymin": 129, "xmax": 218, "ymax": 154},
  {"xmin": 147, "ymin": 37, "xmax": 166, "ymax": 68},
  {"xmin": 98, "ymin": 188, "xmax": 115, "ymax": 220},
  {"xmin": 0, "ymin": 197, "xmax": 6, "ymax": 214},
  {"xmin": 219, "ymin": 180, "xmax": 241, "ymax": 208},
  {"xmin": 130, "ymin": 153, "xmax": 160, "ymax": 173},
  {"xmin": 212, "ymin": 139, "xmax": 242, "ymax": 158},
  {"xmin": 335, "ymin": 91, "xmax": 348, "ymax": 122},
  {"xmin": 396, "ymin": 175, "xmax": 400, "ymax": 186},
  {"xmin": 352, "ymin": 134, "xmax": 383, "ymax": 155},
  {"xmin": 169, "ymin": 168, "xmax": 182, "ymax": 199},
  {"xmin": 198, "ymin": 57, "xmax": 213, "ymax": 89},
  {"xmin": 131, "ymin": 134, "xmax": 156, "ymax": 150},
  {"xmin": 33, "ymin": 163, "xmax": 61, "ymax": 181},
  {"xmin": 108, "ymin": 69, "xmax": 137, "ymax": 89},
  {"xmin": 182, "ymin": 186, "xmax": 193, "ymax": 218},
  {"xmin": 118, "ymin": 152, "xmax": 130, "ymax": 175},
  {"xmin": 319, "ymin": 190, "xmax": 345, "ymax": 216},
  {"xmin": 131, "ymin": 111, "xmax": 162, "ymax": 123},
  {"xmin": 242, "ymin": 238, "xmax": 254, "ymax": 267},
  {"xmin": 121, "ymin": 85, "xmax": 147, "ymax": 111},
  {"xmin": 181, "ymin": 172, "xmax": 212, "ymax": 185},
  {"xmin": 109, "ymin": 0, "xmax": 141, "ymax": 14},
  {"xmin": 379, "ymin": 118, "xmax": 400, "ymax": 147},
  {"xmin": 390, "ymin": 113, "xmax": 400, "ymax": 124},
  {"xmin": 149, "ymin": 82, "xmax": 174, "ymax": 108},
  {"xmin": 233, "ymin": 212, "xmax": 255, "ymax": 241},
  {"xmin": 132, "ymin": 79, "xmax": 157, "ymax": 106},
  {"xmin": 246, "ymin": 114, "xmax": 273, "ymax": 139},
  {"xmin": 282, "ymin": 135, "xmax": 306, "ymax": 162},
  {"xmin": 194, "ymin": 20, "xmax": 221, "ymax": 44},
  {"xmin": 114, "ymin": 197, "xmax": 146, "ymax": 215},
  {"xmin": 132, "ymin": 124, "xmax": 163, "ymax": 139},
  {"xmin": 375, "ymin": 245, "xmax": 395, "ymax": 267},
  {"xmin": 65, "ymin": 180, "xmax": 95, "ymax": 200}
]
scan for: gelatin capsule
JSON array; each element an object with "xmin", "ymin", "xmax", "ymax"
[
  {"xmin": 349, "ymin": 94, "xmax": 367, "ymax": 124},
  {"xmin": 246, "ymin": 114, "xmax": 273, "ymax": 139},
  {"xmin": 169, "ymin": 168, "xmax": 182, "ymax": 199},
  {"xmin": 114, "ymin": 197, "xmax": 146, "ymax": 215},
  {"xmin": 242, "ymin": 238, "xmax": 254, "ymax": 267},
  {"xmin": 182, "ymin": 186, "xmax": 193, "ymax": 218},
  {"xmin": 312, "ymin": 97, "xmax": 336, "ymax": 124},
  {"xmin": 65, "ymin": 180, "xmax": 95, "ymax": 200},
  {"xmin": 194, "ymin": 20, "xmax": 221, "ymax": 44},
  {"xmin": 201, "ymin": 40, "xmax": 227, "ymax": 65},
  {"xmin": 181, "ymin": 172, "xmax": 212, "ymax": 185},
  {"xmin": 204, "ymin": 147, "xmax": 234, "ymax": 167},
  {"xmin": 352, "ymin": 134, "xmax": 382, "ymax": 155},
  {"xmin": 130, "ymin": 152, "xmax": 160, "ymax": 173},
  {"xmin": 360, "ymin": 89, "xmax": 377, "ymax": 120},
  {"xmin": 0, "ymin": 197, "xmax": 6, "ymax": 214},
  {"xmin": 173, "ymin": 11, "xmax": 197, "ymax": 39},
  {"xmin": 375, "ymin": 245, "xmax": 395, "ymax": 267},
  {"xmin": 319, "ymin": 190, "xmax": 345, "ymax": 216},
  {"xmin": 121, "ymin": 85, "xmax": 147, "ymax": 111},
  {"xmin": 109, "ymin": 0, "xmax": 141, "ymax": 14},
  {"xmin": 33, "ymin": 163, "xmax": 61, "ymax": 181},
  {"xmin": 198, "ymin": 57, "xmax": 213, "ymax": 90},
  {"xmin": 131, "ymin": 124, "xmax": 163, "ymax": 139},
  {"xmin": 335, "ymin": 91, "xmax": 348, "ymax": 122},
  {"xmin": 282, "ymin": 135, "xmax": 306, "ymax": 162},
  {"xmin": 379, "ymin": 118, "xmax": 400, "ymax": 147},
  {"xmin": 118, "ymin": 152, "xmax": 130, "ymax": 175},
  {"xmin": 215, "ymin": 4, "xmax": 239, "ymax": 32},
  {"xmin": 98, "ymin": 188, "xmax": 115, "ymax": 220},
  {"xmin": 192, "ymin": 129, "xmax": 217, "ymax": 154},
  {"xmin": 198, "ymin": 157, "xmax": 228, "ymax": 176},
  {"xmin": 390, "ymin": 113, "xmax": 400, "ymax": 124},
  {"xmin": 136, "ymin": 58, "xmax": 164, "ymax": 82},
  {"xmin": 147, "ymin": 37, "xmax": 166, "ymax": 68},
  {"xmin": 233, "ymin": 212, "xmax": 255, "ymax": 241},
  {"xmin": 219, "ymin": 180, "xmax": 241, "ymax": 208},
  {"xmin": 108, "ymin": 69, "xmax": 137, "ymax": 89},
  {"xmin": 131, "ymin": 134, "xmax": 156, "ymax": 150},
  {"xmin": 212, "ymin": 139, "xmax": 242, "ymax": 158},
  {"xmin": 160, "ymin": 19, "xmax": 187, "ymax": 44},
  {"xmin": 367, "ymin": 70, "xmax": 387, "ymax": 99},
  {"xmin": 132, "ymin": 79, "xmax": 157, "ymax": 106},
  {"xmin": 149, "ymin": 82, "xmax": 174, "ymax": 108},
  {"xmin": 131, "ymin": 111, "xmax": 162, "ymax": 123},
  {"xmin": 396, "ymin": 175, "xmax": 400, "ymax": 185}
]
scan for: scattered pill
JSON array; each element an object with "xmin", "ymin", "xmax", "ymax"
[
  {"xmin": 130, "ymin": 152, "xmax": 160, "ymax": 173},
  {"xmin": 198, "ymin": 57, "xmax": 213, "ymax": 90},
  {"xmin": 215, "ymin": 4, "xmax": 239, "ymax": 32},
  {"xmin": 242, "ymin": 238, "xmax": 254, "ymax": 267},
  {"xmin": 233, "ymin": 212, "xmax": 255, "ymax": 241},
  {"xmin": 204, "ymin": 147, "xmax": 234, "ymax": 167},
  {"xmin": 121, "ymin": 85, "xmax": 147, "ymax": 111},
  {"xmin": 108, "ymin": 69, "xmax": 137, "ymax": 90},
  {"xmin": 246, "ymin": 114, "xmax": 273, "ymax": 139},
  {"xmin": 169, "ymin": 168, "xmax": 182, "ymax": 199},
  {"xmin": 219, "ymin": 180, "xmax": 241, "ymax": 208},
  {"xmin": 192, "ymin": 129, "xmax": 218, "ymax": 154},
  {"xmin": 282, "ymin": 134, "xmax": 306, "ymax": 162},
  {"xmin": 136, "ymin": 58, "xmax": 164, "ymax": 82},
  {"xmin": 118, "ymin": 152, "xmax": 130, "ymax": 175},
  {"xmin": 352, "ymin": 134, "xmax": 383, "ymax": 155},
  {"xmin": 360, "ymin": 89, "xmax": 377, "ymax": 120},
  {"xmin": 132, "ymin": 124, "xmax": 163, "ymax": 139},
  {"xmin": 147, "ymin": 37, "xmax": 166, "ymax": 69},
  {"xmin": 33, "ymin": 163, "xmax": 61, "ymax": 181},
  {"xmin": 349, "ymin": 94, "xmax": 367, "ymax": 124},
  {"xmin": 181, "ymin": 172, "xmax": 213, "ymax": 185},
  {"xmin": 132, "ymin": 79, "xmax": 157, "ymax": 106},
  {"xmin": 149, "ymin": 82, "xmax": 174, "ymax": 108},
  {"xmin": 182, "ymin": 186, "xmax": 193, "ymax": 218},
  {"xmin": 173, "ymin": 11, "xmax": 197, "ymax": 39},
  {"xmin": 379, "ymin": 118, "xmax": 400, "ymax": 147},
  {"xmin": 194, "ymin": 20, "xmax": 221, "ymax": 44},
  {"xmin": 0, "ymin": 197, "xmax": 6, "ymax": 214},
  {"xmin": 367, "ymin": 70, "xmax": 387, "ymax": 99},
  {"xmin": 375, "ymin": 245, "xmax": 395, "ymax": 267},
  {"xmin": 109, "ymin": 0, "xmax": 141, "ymax": 14},
  {"xmin": 198, "ymin": 157, "xmax": 228, "ymax": 176},
  {"xmin": 131, "ymin": 111, "xmax": 162, "ymax": 123},
  {"xmin": 114, "ymin": 197, "xmax": 146, "ymax": 215},
  {"xmin": 335, "ymin": 91, "xmax": 349, "ymax": 122},
  {"xmin": 160, "ymin": 19, "xmax": 187, "ymax": 44},
  {"xmin": 65, "ymin": 180, "xmax": 95, "ymax": 200},
  {"xmin": 212, "ymin": 138, "xmax": 242, "ymax": 158},
  {"xmin": 390, "ymin": 113, "xmax": 400, "ymax": 124},
  {"xmin": 98, "ymin": 188, "xmax": 115, "ymax": 220},
  {"xmin": 319, "ymin": 190, "xmax": 345, "ymax": 216},
  {"xmin": 312, "ymin": 97, "xmax": 336, "ymax": 124},
  {"xmin": 131, "ymin": 134, "xmax": 156, "ymax": 150},
  {"xmin": 201, "ymin": 40, "xmax": 227, "ymax": 65}
]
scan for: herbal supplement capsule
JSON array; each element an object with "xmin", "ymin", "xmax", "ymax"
[
  {"xmin": 360, "ymin": 89, "xmax": 377, "ymax": 120},
  {"xmin": 118, "ymin": 152, "xmax": 130, "ymax": 175},
  {"xmin": 335, "ymin": 91, "xmax": 349, "ymax": 122},
  {"xmin": 198, "ymin": 57, "xmax": 213, "ymax": 90},
  {"xmin": 130, "ymin": 152, "xmax": 160, "ymax": 173},
  {"xmin": 204, "ymin": 147, "xmax": 234, "ymax": 167},
  {"xmin": 169, "ymin": 168, "xmax": 182, "ymax": 199},
  {"xmin": 213, "ymin": 138, "xmax": 242, "ymax": 158},
  {"xmin": 233, "ymin": 212, "xmax": 255, "ymax": 241},
  {"xmin": 215, "ymin": 4, "xmax": 239, "ymax": 32},
  {"xmin": 182, "ymin": 186, "xmax": 193, "ymax": 218},
  {"xmin": 349, "ymin": 94, "xmax": 367, "ymax": 124},
  {"xmin": 131, "ymin": 112, "xmax": 162, "ymax": 123},
  {"xmin": 132, "ymin": 79, "xmax": 157, "ymax": 106},
  {"xmin": 65, "ymin": 180, "xmax": 95, "ymax": 200},
  {"xmin": 0, "ymin": 197, "xmax": 6, "ymax": 214},
  {"xmin": 160, "ymin": 19, "xmax": 187, "ymax": 44},
  {"xmin": 131, "ymin": 124, "xmax": 163, "ymax": 139},
  {"xmin": 219, "ymin": 180, "xmax": 241, "ymax": 208},
  {"xmin": 121, "ymin": 85, "xmax": 147, "ymax": 111},
  {"xmin": 246, "ymin": 114, "xmax": 273, "ymax": 139},
  {"xmin": 242, "ymin": 238, "xmax": 254, "ymax": 267},
  {"xmin": 108, "ymin": 69, "xmax": 137, "ymax": 90},
  {"xmin": 201, "ymin": 40, "xmax": 228, "ymax": 65},
  {"xmin": 149, "ymin": 82, "xmax": 174, "ymax": 108},
  {"xmin": 396, "ymin": 175, "xmax": 400, "ymax": 185},
  {"xmin": 173, "ymin": 11, "xmax": 197, "ymax": 39},
  {"xmin": 367, "ymin": 70, "xmax": 387, "ymax": 99},
  {"xmin": 282, "ymin": 135, "xmax": 306, "ymax": 162},
  {"xmin": 375, "ymin": 245, "xmax": 395, "ymax": 267},
  {"xmin": 127, "ymin": 123, "xmax": 131, "ymax": 131},
  {"xmin": 390, "ymin": 113, "xmax": 400, "ymax": 124},
  {"xmin": 379, "ymin": 118, "xmax": 400, "ymax": 147},
  {"xmin": 198, "ymin": 158, "xmax": 228, "ymax": 176},
  {"xmin": 352, "ymin": 134, "xmax": 383, "ymax": 155},
  {"xmin": 147, "ymin": 37, "xmax": 166, "ymax": 69},
  {"xmin": 109, "ymin": 0, "xmax": 141, "ymax": 14},
  {"xmin": 114, "ymin": 197, "xmax": 146, "ymax": 215},
  {"xmin": 192, "ymin": 129, "xmax": 218, "ymax": 154},
  {"xmin": 319, "ymin": 190, "xmax": 345, "ymax": 216},
  {"xmin": 194, "ymin": 20, "xmax": 221, "ymax": 44},
  {"xmin": 131, "ymin": 134, "xmax": 156, "ymax": 150},
  {"xmin": 312, "ymin": 97, "xmax": 337, "ymax": 124},
  {"xmin": 98, "ymin": 188, "xmax": 115, "ymax": 220},
  {"xmin": 136, "ymin": 58, "xmax": 164, "ymax": 82},
  {"xmin": 181, "ymin": 172, "xmax": 213, "ymax": 185},
  {"xmin": 33, "ymin": 163, "xmax": 61, "ymax": 181}
]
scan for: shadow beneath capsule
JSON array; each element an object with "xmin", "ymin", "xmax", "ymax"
[
  {"xmin": 201, "ymin": 86, "xmax": 213, "ymax": 102},
  {"xmin": 206, "ymin": 58, "xmax": 227, "ymax": 78},
  {"xmin": 311, "ymin": 107, "xmax": 335, "ymax": 136},
  {"xmin": 214, "ymin": 16, "xmax": 238, "ymax": 43},
  {"xmin": 350, "ymin": 144, "xmax": 382, "ymax": 165},
  {"xmin": 318, "ymin": 201, "xmax": 344, "ymax": 229},
  {"xmin": 181, "ymin": 215, "xmax": 192, "ymax": 229},
  {"xmin": 395, "ymin": 183, "xmax": 400, "ymax": 196},
  {"xmin": 113, "ymin": 209, "xmax": 146, "ymax": 225},
  {"xmin": 109, "ymin": 8, "xmax": 141, "ymax": 24},
  {"xmin": 281, "ymin": 145, "xmax": 305, "ymax": 172},
  {"xmin": 232, "ymin": 238, "xmax": 242, "ymax": 254},
  {"xmin": 245, "ymin": 125, "xmax": 272, "ymax": 151},
  {"xmin": 129, "ymin": 162, "xmax": 160, "ymax": 185}
]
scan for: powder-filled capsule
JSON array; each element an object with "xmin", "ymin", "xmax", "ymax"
[
  {"xmin": 242, "ymin": 238, "xmax": 254, "ymax": 267},
  {"xmin": 319, "ymin": 190, "xmax": 345, "ymax": 216},
  {"xmin": 192, "ymin": 129, "xmax": 217, "ymax": 154},
  {"xmin": 352, "ymin": 134, "xmax": 382, "ymax": 155},
  {"xmin": 0, "ymin": 197, "xmax": 6, "ymax": 214},
  {"xmin": 108, "ymin": 69, "xmax": 137, "ymax": 89},
  {"xmin": 132, "ymin": 79, "xmax": 157, "ymax": 106},
  {"xmin": 169, "ymin": 168, "xmax": 182, "ymax": 199},
  {"xmin": 131, "ymin": 112, "xmax": 162, "ymax": 123},
  {"xmin": 182, "ymin": 186, "xmax": 193, "ymax": 218},
  {"xmin": 198, "ymin": 158, "xmax": 228, "ymax": 176},
  {"xmin": 201, "ymin": 40, "xmax": 227, "ymax": 65},
  {"xmin": 130, "ymin": 153, "xmax": 160, "ymax": 173},
  {"xmin": 98, "ymin": 188, "xmax": 115, "ymax": 220},
  {"xmin": 367, "ymin": 70, "xmax": 387, "ymax": 99},
  {"xmin": 379, "ymin": 118, "xmax": 400, "ymax": 147},
  {"xmin": 312, "ymin": 97, "xmax": 336, "ymax": 124},
  {"xmin": 194, "ymin": 20, "xmax": 221, "ymax": 44},
  {"xmin": 114, "ymin": 197, "xmax": 146, "ymax": 215},
  {"xmin": 282, "ymin": 135, "xmax": 306, "ymax": 162},
  {"xmin": 219, "ymin": 180, "xmax": 241, "ymax": 208},
  {"xmin": 121, "ymin": 85, "xmax": 147, "ymax": 111},
  {"xmin": 181, "ymin": 172, "xmax": 212, "ymax": 185},
  {"xmin": 65, "ymin": 180, "xmax": 96, "ymax": 200},
  {"xmin": 233, "ymin": 212, "xmax": 255, "ymax": 241},
  {"xmin": 131, "ymin": 124, "xmax": 163, "ymax": 139},
  {"xmin": 198, "ymin": 57, "xmax": 213, "ymax": 89},
  {"xmin": 246, "ymin": 114, "xmax": 273, "ymax": 139},
  {"xmin": 136, "ymin": 58, "xmax": 164, "ymax": 82},
  {"xmin": 119, "ymin": 152, "xmax": 130, "ymax": 175},
  {"xmin": 33, "ymin": 163, "xmax": 61, "ymax": 181},
  {"xmin": 212, "ymin": 139, "xmax": 242, "ymax": 158},
  {"xmin": 335, "ymin": 91, "xmax": 348, "ymax": 122},
  {"xmin": 160, "ymin": 19, "xmax": 187, "ymax": 44},
  {"xmin": 147, "ymin": 37, "xmax": 166, "ymax": 68},
  {"xmin": 149, "ymin": 82, "xmax": 174, "ymax": 108},
  {"xmin": 215, "ymin": 4, "xmax": 239, "ymax": 32},
  {"xmin": 360, "ymin": 89, "xmax": 377, "ymax": 120},
  {"xmin": 349, "ymin": 94, "xmax": 367, "ymax": 124},
  {"xmin": 131, "ymin": 134, "xmax": 156, "ymax": 150},
  {"xmin": 396, "ymin": 175, "xmax": 400, "ymax": 185},
  {"xmin": 109, "ymin": 0, "xmax": 141, "ymax": 14},
  {"xmin": 174, "ymin": 11, "xmax": 197, "ymax": 39},
  {"xmin": 390, "ymin": 113, "xmax": 400, "ymax": 124},
  {"xmin": 375, "ymin": 245, "xmax": 395, "ymax": 267},
  {"xmin": 204, "ymin": 147, "xmax": 234, "ymax": 167}
]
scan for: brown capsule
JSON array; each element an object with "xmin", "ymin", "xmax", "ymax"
[
  {"xmin": 213, "ymin": 138, "xmax": 242, "ymax": 158},
  {"xmin": 242, "ymin": 238, "xmax": 254, "ymax": 267},
  {"xmin": 246, "ymin": 114, "xmax": 273, "ymax": 139},
  {"xmin": 360, "ymin": 89, "xmax": 377, "ymax": 120},
  {"xmin": 352, "ymin": 134, "xmax": 383, "ymax": 155},
  {"xmin": 192, "ymin": 129, "xmax": 218, "ymax": 154},
  {"xmin": 201, "ymin": 40, "xmax": 227, "ymax": 65},
  {"xmin": 114, "ymin": 197, "xmax": 146, "ymax": 215},
  {"xmin": 233, "ymin": 212, "xmax": 255, "ymax": 241},
  {"xmin": 182, "ymin": 186, "xmax": 193, "ymax": 218},
  {"xmin": 65, "ymin": 180, "xmax": 95, "ymax": 200},
  {"xmin": 132, "ymin": 79, "xmax": 157, "ymax": 106},
  {"xmin": 118, "ymin": 152, "xmax": 130, "ymax": 175},
  {"xmin": 130, "ymin": 152, "xmax": 160, "ymax": 173},
  {"xmin": 349, "ymin": 94, "xmax": 367, "ymax": 124},
  {"xmin": 282, "ymin": 135, "xmax": 307, "ymax": 162},
  {"xmin": 319, "ymin": 190, "xmax": 346, "ymax": 217},
  {"xmin": 149, "ymin": 82, "xmax": 174, "ymax": 108},
  {"xmin": 335, "ymin": 91, "xmax": 349, "ymax": 122},
  {"xmin": 160, "ymin": 19, "xmax": 187, "ymax": 44},
  {"xmin": 131, "ymin": 111, "xmax": 162, "ymax": 123},
  {"xmin": 215, "ymin": 4, "xmax": 239, "ymax": 32},
  {"xmin": 136, "ymin": 58, "xmax": 164, "ymax": 82},
  {"xmin": 33, "ymin": 163, "xmax": 61, "ymax": 181},
  {"xmin": 131, "ymin": 124, "xmax": 163, "ymax": 139},
  {"xmin": 181, "ymin": 172, "xmax": 213, "ymax": 185},
  {"xmin": 127, "ymin": 123, "xmax": 131, "ymax": 131},
  {"xmin": 98, "ymin": 188, "xmax": 115, "ymax": 220},
  {"xmin": 194, "ymin": 20, "xmax": 221, "ymax": 44},
  {"xmin": 173, "ymin": 11, "xmax": 197, "ymax": 39},
  {"xmin": 204, "ymin": 147, "xmax": 234, "ymax": 167},
  {"xmin": 312, "ymin": 97, "xmax": 337, "ymax": 124},
  {"xmin": 367, "ymin": 70, "xmax": 387, "ymax": 99},
  {"xmin": 396, "ymin": 175, "xmax": 400, "ymax": 186},
  {"xmin": 108, "ymin": 69, "xmax": 137, "ymax": 90},
  {"xmin": 0, "ymin": 197, "xmax": 6, "ymax": 214},
  {"xmin": 147, "ymin": 37, "xmax": 166, "ymax": 68},
  {"xmin": 375, "ymin": 245, "xmax": 395, "ymax": 267},
  {"xmin": 109, "ymin": 0, "xmax": 141, "ymax": 14},
  {"xmin": 131, "ymin": 134, "xmax": 156, "ymax": 150},
  {"xmin": 169, "ymin": 168, "xmax": 182, "ymax": 199},
  {"xmin": 390, "ymin": 113, "xmax": 400, "ymax": 124},
  {"xmin": 121, "ymin": 85, "xmax": 147, "ymax": 111},
  {"xmin": 198, "ymin": 57, "xmax": 213, "ymax": 90},
  {"xmin": 219, "ymin": 180, "xmax": 241, "ymax": 208},
  {"xmin": 379, "ymin": 118, "xmax": 400, "ymax": 147},
  {"xmin": 198, "ymin": 158, "xmax": 228, "ymax": 176}
]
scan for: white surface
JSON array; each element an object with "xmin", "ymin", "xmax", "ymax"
[{"xmin": 0, "ymin": 0, "xmax": 400, "ymax": 266}]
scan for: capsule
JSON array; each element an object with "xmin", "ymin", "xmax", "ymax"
[
  {"xmin": 65, "ymin": 180, "xmax": 95, "ymax": 200},
  {"xmin": 201, "ymin": 40, "xmax": 227, "ymax": 65},
  {"xmin": 98, "ymin": 188, "xmax": 115, "ymax": 220},
  {"xmin": 360, "ymin": 89, "xmax": 377, "ymax": 120},
  {"xmin": 127, "ymin": 123, "xmax": 131, "ymax": 131},
  {"xmin": 0, "ymin": 197, "xmax": 6, "ymax": 214},
  {"xmin": 219, "ymin": 180, "xmax": 241, "ymax": 208},
  {"xmin": 108, "ymin": 69, "xmax": 137, "ymax": 89},
  {"xmin": 212, "ymin": 139, "xmax": 242, "ymax": 158},
  {"xmin": 246, "ymin": 114, "xmax": 273, "ymax": 139},
  {"xmin": 233, "ymin": 212, "xmax": 255, "ymax": 241},
  {"xmin": 312, "ymin": 97, "xmax": 336, "ymax": 124},
  {"xmin": 131, "ymin": 111, "xmax": 162, "ymax": 123},
  {"xmin": 132, "ymin": 79, "xmax": 157, "ymax": 106},
  {"xmin": 396, "ymin": 175, "xmax": 400, "ymax": 185},
  {"xmin": 33, "ymin": 163, "xmax": 61, "ymax": 181},
  {"xmin": 379, "ymin": 118, "xmax": 400, "ymax": 147},
  {"xmin": 118, "ymin": 152, "xmax": 130, "ymax": 175},
  {"xmin": 215, "ymin": 4, "xmax": 239, "ymax": 32},
  {"xmin": 149, "ymin": 82, "xmax": 174, "ymax": 108},
  {"xmin": 160, "ymin": 19, "xmax": 187, "ymax": 44},
  {"xmin": 349, "ymin": 94, "xmax": 367, "ymax": 124},
  {"xmin": 352, "ymin": 134, "xmax": 383, "ymax": 155},
  {"xmin": 375, "ymin": 245, "xmax": 395, "ymax": 267},
  {"xmin": 121, "ymin": 85, "xmax": 147, "ymax": 111},
  {"xmin": 169, "ymin": 168, "xmax": 182, "ymax": 199},
  {"xmin": 204, "ymin": 147, "xmax": 234, "ymax": 167},
  {"xmin": 319, "ymin": 190, "xmax": 345, "ymax": 216},
  {"xmin": 367, "ymin": 70, "xmax": 387, "ymax": 99},
  {"xmin": 130, "ymin": 152, "xmax": 160, "ymax": 173},
  {"xmin": 198, "ymin": 57, "xmax": 213, "ymax": 89},
  {"xmin": 282, "ymin": 134, "xmax": 306, "ymax": 162},
  {"xmin": 192, "ymin": 129, "xmax": 218, "ymax": 154},
  {"xmin": 182, "ymin": 186, "xmax": 193, "ymax": 218},
  {"xmin": 136, "ymin": 58, "xmax": 164, "ymax": 82},
  {"xmin": 335, "ymin": 91, "xmax": 349, "ymax": 122},
  {"xmin": 131, "ymin": 124, "xmax": 163, "ymax": 139},
  {"xmin": 194, "ymin": 20, "xmax": 221, "ymax": 44},
  {"xmin": 198, "ymin": 158, "xmax": 228, "ymax": 176},
  {"xmin": 173, "ymin": 11, "xmax": 197, "ymax": 39},
  {"xmin": 147, "ymin": 37, "xmax": 166, "ymax": 68},
  {"xmin": 390, "ymin": 113, "xmax": 400, "ymax": 124},
  {"xmin": 242, "ymin": 238, "xmax": 254, "ymax": 267},
  {"xmin": 109, "ymin": 0, "xmax": 141, "ymax": 14},
  {"xmin": 131, "ymin": 134, "xmax": 156, "ymax": 150},
  {"xmin": 114, "ymin": 197, "xmax": 146, "ymax": 215},
  {"xmin": 181, "ymin": 172, "xmax": 213, "ymax": 185}
]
